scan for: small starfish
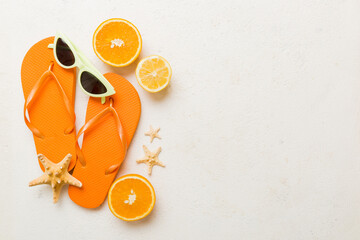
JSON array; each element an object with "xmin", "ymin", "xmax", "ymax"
[
  {"xmin": 136, "ymin": 145, "xmax": 165, "ymax": 175},
  {"xmin": 144, "ymin": 125, "xmax": 161, "ymax": 143},
  {"xmin": 29, "ymin": 154, "xmax": 82, "ymax": 203}
]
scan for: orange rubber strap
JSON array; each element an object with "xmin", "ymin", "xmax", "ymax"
[
  {"xmin": 23, "ymin": 63, "xmax": 75, "ymax": 139},
  {"xmin": 76, "ymin": 98, "xmax": 127, "ymax": 175}
]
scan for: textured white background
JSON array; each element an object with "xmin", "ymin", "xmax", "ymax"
[{"xmin": 1, "ymin": 0, "xmax": 360, "ymax": 239}]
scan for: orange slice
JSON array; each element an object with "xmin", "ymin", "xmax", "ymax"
[
  {"xmin": 136, "ymin": 55, "xmax": 172, "ymax": 93},
  {"xmin": 93, "ymin": 18, "xmax": 142, "ymax": 67},
  {"xmin": 108, "ymin": 174, "xmax": 155, "ymax": 221}
]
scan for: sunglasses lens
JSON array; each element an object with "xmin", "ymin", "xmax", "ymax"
[
  {"xmin": 56, "ymin": 38, "xmax": 75, "ymax": 66},
  {"xmin": 80, "ymin": 71, "xmax": 107, "ymax": 94}
]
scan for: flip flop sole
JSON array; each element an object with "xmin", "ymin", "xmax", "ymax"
[
  {"xmin": 21, "ymin": 37, "xmax": 77, "ymax": 171},
  {"xmin": 69, "ymin": 73, "xmax": 141, "ymax": 208}
]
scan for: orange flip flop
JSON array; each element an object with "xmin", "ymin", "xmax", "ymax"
[
  {"xmin": 21, "ymin": 37, "xmax": 77, "ymax": 171},
  {"xmin": 69, "ymin": 73, "xmax": 141, "ymax": 208}
]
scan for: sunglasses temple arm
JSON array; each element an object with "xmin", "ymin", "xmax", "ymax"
[
  {"xmin": 48, "ymin": 44, "xmax": 55, "ymax": 49},
  {"xmin": 67, "ymin": 39, "xmax": 95, "ymax": 68},
  {"xmin": 73, "ymin": 46, "xmax": 93, "ymax": 67}
]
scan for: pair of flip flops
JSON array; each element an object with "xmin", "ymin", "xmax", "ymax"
[{"xmin": 21, "ymin": 37, "xmax": 141, "ymax": 208}]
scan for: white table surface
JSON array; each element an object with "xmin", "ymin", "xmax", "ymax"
[{"xmin": 2, "ymin": 0, "xmax": 360, "ymax": 239}]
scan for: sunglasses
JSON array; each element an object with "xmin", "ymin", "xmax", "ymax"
[{"xmin": 48, "ymin": 32, "xmax": 115, "ymax": 104}]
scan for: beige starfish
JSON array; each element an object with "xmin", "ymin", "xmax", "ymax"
[
  {"xmin": 137, "ymin": 145, "xmax": 165, "ymax": 175},
  {"xmin": 29, "ymin": 154, "xmax": 82, "ymax": 203},
  {"xmin": 144, "ymin": 125, "xmax": 161, "ymax": 143}
]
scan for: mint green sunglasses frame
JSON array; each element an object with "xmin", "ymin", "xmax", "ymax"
[{"xmin": 48, "ymin": 32, "xmax": 115, "ymax": 104}]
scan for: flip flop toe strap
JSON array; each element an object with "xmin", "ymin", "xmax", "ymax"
[
  {"xmin": 76, "ymin": 98, "xmax": 128, "ymax": 172},
  {"xmin": 23, "ymin": 63, "xmax": 76, "ymax": 139}
]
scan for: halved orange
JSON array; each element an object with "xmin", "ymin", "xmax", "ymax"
[
  {"xmin": 108, "ymin": 174, "xmax": 155, "ymax": 221},
  {"xmin": 93, "ymin": 18, "xmax": 142, "ymax": 67},
  {"xmin": 136, "ymin": 55, "xmax": 172, "ymax": 93}
]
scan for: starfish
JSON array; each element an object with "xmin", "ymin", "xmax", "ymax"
[
  {"xmin": 144, "ymin": 125, "xmax": 161, "ymax": 143},
  {"xmin": 136, "ymin": 145, "xmax": 165, "ymax": 175},
  {"xmin": 29, "ymin": 154, "xmax": 82, "ymax": 203}
]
